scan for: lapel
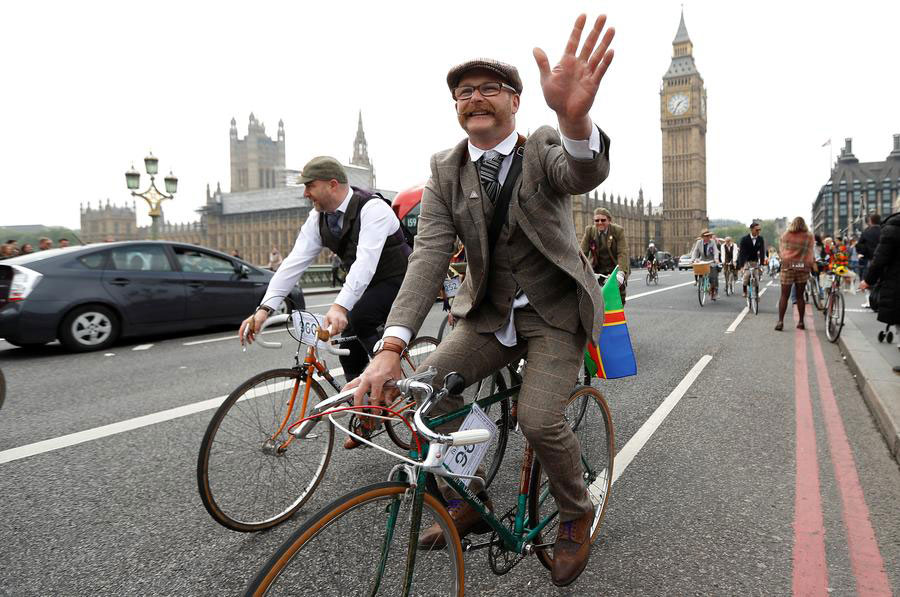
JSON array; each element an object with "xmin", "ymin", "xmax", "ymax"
[{"xmin": 460, "ymin": 157, "xmax": 490, "ymax": 267}]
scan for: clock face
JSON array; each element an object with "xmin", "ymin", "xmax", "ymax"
[{"xmin": 668, "ymin": 93, "xmax": 689, "ymax": 115}]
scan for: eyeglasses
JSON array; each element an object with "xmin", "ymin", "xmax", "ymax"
[
  {"xmin": 453, "ymin": 82, "xmax": 518, "ymax": 101},
  {"xmin": 594, "ymin": 218, "xmax": 608, "ymax": 223}
]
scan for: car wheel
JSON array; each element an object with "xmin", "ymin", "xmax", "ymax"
[{"xmin": 59, "ymin": 304, "xmax": 120, "ymax": 352}]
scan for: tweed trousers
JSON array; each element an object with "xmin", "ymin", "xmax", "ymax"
[{"xmin": 418, "ymin": 304, "xmax": 592, "ymax": 522}]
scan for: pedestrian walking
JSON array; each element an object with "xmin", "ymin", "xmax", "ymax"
[
  {"xmin": 859, "ymin": 211, "xmax": 900, "ymax": 374},
  {"xmin": 267, "ymin": 246, "xmax": 283, "ymax": 271},
  {"xmin": 857, "ymin": 213, "xmax": 881, "ymax": 307},
  {"xmin": 38, "ymin": 237, "xmax": 52, "ymax": 251},
  {"xmin": 580, "ymin": 207, "xmax": 628, "ymax": 303},
  {"xmin": 20, "ymin": 243, "xmax": 34, "ymax": 255},
  {"xmin": 775, "ymin": 217, "xmax": 816, "ymax": 331}
]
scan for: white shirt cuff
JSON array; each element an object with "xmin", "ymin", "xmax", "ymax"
[
  {"xmin": 560, "ymin": 123, "xmax": 602, "ymax": 159},
  {"xmin": 383, "ymin": 325, "xmax": 413, "ymax": 346}
]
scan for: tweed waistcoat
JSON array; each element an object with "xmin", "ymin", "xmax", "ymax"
[
  {"xmin": 318, "ymin": 187, "xmax": 408, "ymax": 284},
  {"xmin": 587, "ymin": 228, "xmax": 617, "ymax": 274},
  {"xmin": 463, "ymin": 182, "xmax": 579, "ymax": 335}
]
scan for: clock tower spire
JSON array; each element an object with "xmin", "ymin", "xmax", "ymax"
[{"xmin": 660, "ymin": 9, "xmax": 708, "ymax": 256}]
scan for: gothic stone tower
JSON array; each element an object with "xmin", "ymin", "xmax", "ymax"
[
  {"xmin": 661, "ymin": 12, "xmax": 708, "ymax": 256},
  {"xmin": 229, "ymin": 113, "xmax": 286, "ymax": 192},
  {"xmin": 350, "ymin": 110, "xmax": 371, "ymax": 169}
]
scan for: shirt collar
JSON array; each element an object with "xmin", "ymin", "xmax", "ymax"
[
  {"xmin": 332, "ymin": 186, "xmax": 354, "ymax": 214},
  {"xmin": 468, "ymin": 130, "xmax": 518, "ymax": 162}
]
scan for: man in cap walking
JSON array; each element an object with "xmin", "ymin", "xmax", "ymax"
[
  {"xmin": 240, "ymin": 156, "xmax": 410, "ymax": 449},
  {"xmin": 349, "ymin": 14, "xmax": 615, "ymax": 587}
]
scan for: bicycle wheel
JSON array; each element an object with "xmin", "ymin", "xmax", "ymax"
[
  {"xmin": 698, "ymin": 278, "xmax": 706, "ymax": 307},
  {"xmin": 197, "ymin": 369, "xmax": 334, "ymax": 532},
  {"xmin": 527, "ymin": 386, "xmax": 614, "ymax": 571},
  {"xmin": 749, "ymin": 280, "xmax": 759, "ymax": 314},
  {"xmin": 245, "ymin": 482, "xmax": 463, "ymax": 597},
  {"xmin": 809, "ymin": 277, "xmax": 823, "ymax": 311},
  {"xmin": 437, "ymin": 315, "xmax": 454, "ymax": 342},
  {"xmin": 825, "ymin": 291, "xmax": 845, "ymax": 343},
  {"xmin": 645, "ymin": 272, "xmax": 651, "ymax": 285}
]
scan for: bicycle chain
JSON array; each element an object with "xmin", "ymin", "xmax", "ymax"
[{"xmin": 487, "ymin": 505, "xmax": 528, "ymax": 575}]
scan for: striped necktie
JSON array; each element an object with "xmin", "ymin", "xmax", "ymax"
[{"xmin": 478, "ymin": 150, "xmax": 504, "ymax": 204}]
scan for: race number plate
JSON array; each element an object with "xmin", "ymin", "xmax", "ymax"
[
  {"xmin": 442, "ymin": 404, "xmax": 497, "ymax": 487},
  {"xmin": 291, "ymin": 310, "xmax": 326, "ymax": 346},
  {"xmin": 442, "ymin": 276, "xmax": 461, "ymax": 298}
]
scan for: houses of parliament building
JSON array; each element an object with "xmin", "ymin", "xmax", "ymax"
[{"xmin": 80, "ymin": 14, "xmax": 708, "ymax": 264}]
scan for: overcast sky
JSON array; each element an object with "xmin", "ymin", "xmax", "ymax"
[{"xmin": 1, "ymin": 0, "xmax": 898, "ymax": 231}]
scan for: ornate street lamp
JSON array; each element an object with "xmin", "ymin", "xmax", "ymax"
[{"xmin": 124, "ymin": 152, "xmax": 177, "ymax": 240}]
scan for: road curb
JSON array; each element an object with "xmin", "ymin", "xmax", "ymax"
[{"xmin": 837, "ymin": 315, "xmax": 900, "ymax": 465}]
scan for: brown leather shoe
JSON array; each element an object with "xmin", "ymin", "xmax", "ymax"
[
  {"xmin": 343, "ymin": 436, "xmax": 363, "ymax": 450},
  {"xmin": 551, "ymin": 508, "xmax": 594, "ymax": 587},
  {"xmin": 418, "ymin": 497, "xmax": 493, "ymax": 550}
]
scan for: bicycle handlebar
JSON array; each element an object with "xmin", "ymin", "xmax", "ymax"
[{"xmin": 248, "ymin": 312, "xmax": 350, "ymax": 355}]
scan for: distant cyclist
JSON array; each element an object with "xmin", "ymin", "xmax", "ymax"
[
  {"xmin": 645, "ymin": 242, "xmax": 658, "ymax": 273},
  {"xmin": 691, "ymin": 229, "xmax": 719, "ymax": 300},
  {"xmin": 737, "ymin": 221, "xmax": 767, "ymax": 297}
]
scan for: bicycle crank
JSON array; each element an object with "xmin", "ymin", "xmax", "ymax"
[{"xmin": 487, "ymin": 506, "xmax": 528, "ymax": 575}]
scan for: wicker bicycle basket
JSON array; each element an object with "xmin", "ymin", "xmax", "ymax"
[{"xmin": 692, "ymin": 262, "xmax": 711, "ymax": 276}]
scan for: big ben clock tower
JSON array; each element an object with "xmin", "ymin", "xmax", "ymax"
[{"xmin": 661, "ymin": 11, "xmax": 707, "ymax": 256}]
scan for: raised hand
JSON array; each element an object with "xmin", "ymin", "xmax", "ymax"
[{"xmin": 533, "ymin": 14, "xmax": 615, "ymax": 139}]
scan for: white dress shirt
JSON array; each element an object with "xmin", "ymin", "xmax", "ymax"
[
  {"xmin": 385, "ymin": 124, "xmax": 602, "ymax": 347},
  {"xmin": 260, "ymin": 186, "xmax": 400, "ymax": 312}
]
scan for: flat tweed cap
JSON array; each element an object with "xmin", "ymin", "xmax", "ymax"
[
  {"xmin": 298, "ymin": 156, "xmax": 348, "ymax": 184},
  {"xmin": 446, "ymin": 58, "xmax": 523, "ymax": 95}
]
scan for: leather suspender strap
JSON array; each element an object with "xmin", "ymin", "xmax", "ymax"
[{"xmin": 486, "ymin": 136, "xmax": 526, "ymax": 255}]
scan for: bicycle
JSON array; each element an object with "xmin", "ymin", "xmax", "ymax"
[
  {"xmin": 693, "ymin": 261, "xmax": 713, "ymax": 306},
  {"xmin": 645, "ymin": 261, "xmax": 659, "ymax": 285},
  {"xmin": 197, "ymin": 310, "xmax": 457, "ymax": 532},
  {"xmin": 803, "ymin": 265, "xmax": 825, "ymax": 312},
  {"xmin": 722, "ymin": 263, "xmax": 736, "ymax": 296},
  {"xmin": 244, "ymin": 367, "xmax": 614, "ymax": 596},
  {"xmin": 824, "ymin": 266, "xmax": 849, "ymax": 343},
  {"xmin": 745, "ymin": 263, "xmax": 762, "ymax": 315}
]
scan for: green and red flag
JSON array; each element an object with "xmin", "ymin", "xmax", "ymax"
[{"xmin": 584, "ymin": 266, "xmax": 637, "ymax": 379}]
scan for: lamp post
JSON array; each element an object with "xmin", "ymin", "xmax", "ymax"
[{"xmin": 125, "ymin": 152, "xmax": 178, "ymax": 240}]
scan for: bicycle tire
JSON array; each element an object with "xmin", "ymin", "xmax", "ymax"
[
  {"xmin": 825, "ymin": 291, "xmax": 845, "ymax": 343},
  {"xmin": 809, "ymin": 278, "xmax": 823, "ymax": 311},
  {"xmin": 527, "ymin": 386, "xmax": 614, "ymax": 572},
  {"xmin": 197, "ymin": 369, "xmax": 334, "ymax": 532},
  {"xmin": 645, "ymin": 272, "xmax": 651, "ymax": 286},
  {"xmin": 437, "ymin": 316, "xmax": 454, "ymax": 342},
  {"xmin": 750, "ymin": 280, "xmax": 759, "ymax": 315},
  {"xmin": 387, "ymin": 336, "xmax": 441, "ymax": 451},
  {"xmin": 698, "ymin": 278, "xmax": 706, "ymax": 307},
  {"xmin": 244, "ymin": 482, "xmax": 464, "ymax": 597}
]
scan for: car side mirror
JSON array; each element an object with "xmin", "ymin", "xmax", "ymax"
[{"xmin": 235, "ymin": 263, "xmax": 250, "ymax": 278}]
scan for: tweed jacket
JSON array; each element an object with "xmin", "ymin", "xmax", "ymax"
[
  {"xmin": 385, "ymin": 125, "xmax": 611, "ymax": 341},
  {"xmin": 580, "ymin": 222, "xmax": 629, "ymax": 275}
]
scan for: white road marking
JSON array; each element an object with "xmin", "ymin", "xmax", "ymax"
[
  {"xmin": 132, "ymin": 344, "xmax": 153, "ymax": 351},
  {"xmin": 628, "ymin": 280, "xmax": 694, "ymax": 300},
  {"xmin": 104, "ymin": 353, "xmax": 115, "ymax": 357},
  {"xmin": 610, "ymin": 355, "xmax": 713, "ymax": 484},
  {"xmin": 0, "ymin": 365, "xmax": 348, "ymax": 464},
  {"xmin": 725, "ymin": 307, "xmax": 749, "ymax": 333}
]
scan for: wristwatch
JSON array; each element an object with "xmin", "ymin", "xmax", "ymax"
[
  {"xmin": 372, "ymin": 338, "xmax": 405, "ymax": 357},
  {"xmin": 256, "ymin": 305, "xmax": 275, "ymax": 316}
]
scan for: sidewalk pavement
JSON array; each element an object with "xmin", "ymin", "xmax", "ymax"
[{"xmin": 837, "ymin": 299, "xmax": 900, "ymax": 464}]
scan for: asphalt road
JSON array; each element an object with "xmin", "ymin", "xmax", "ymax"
[{"xmin": 1, "ymin": 270, "xmax": 897, "ymax": 596}]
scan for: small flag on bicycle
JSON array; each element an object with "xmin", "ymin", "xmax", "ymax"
[{"xmin": 584, "ymin": 266, "xmax": 637, "ymax": 379}]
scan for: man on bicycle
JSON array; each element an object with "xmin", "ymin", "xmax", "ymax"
[
  {"xmin": 737, "ymin": 221, "xmax": 767, "ymax": 297},
  {"xmin": 581, "ymin": 206, "xmax": 629, "ymax": 303},
  {"xmin": 721, "ymin": 236, "xmax": 737, "ymax": 281},
  {"xmin": 645, "ymin": 241, "xmax": 658, "ymax": 274},
  {"xmin": 349, "ymin": 14, "xmax": 615, "ymax": 587},
  {"xmin": 690, "ymin": 229, "xmax": 719, "ymax": 299},
  {"xmin": 239, "ymin": 156, "xmax": 410, "ymax": 448}
]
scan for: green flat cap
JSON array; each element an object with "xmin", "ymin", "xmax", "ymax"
[
  {"xmin": 298, "ymin": 156, "xmax": 347, "ymax": 184},
  {"xmin": 447, "ymin": 58, "xmax": 523, "ymax": 95}
]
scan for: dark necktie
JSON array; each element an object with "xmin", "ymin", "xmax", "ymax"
[
  {"xmin": 325, "ymin": 211, "xmax": 342, "ymax": 237},
  {"xmin": 478, "ymin": 150, "xmax": 504, "ymax": 204}
]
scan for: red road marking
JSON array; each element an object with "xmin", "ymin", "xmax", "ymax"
[
  {"xmin": 792, "ymin": 322, "xmax": 829, "ymax": 596},
  {"xmin": 805, "ymin": 312, "xmax": 892, "ymax": 596}
]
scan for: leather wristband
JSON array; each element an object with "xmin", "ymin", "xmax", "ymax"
[
  {"xmin": 373, "ymin": 338, "xmax": 405, "ymax": 357},
  {"xmin": 256, "ymin": 305, "xmax": 275, "ymax": 316}
]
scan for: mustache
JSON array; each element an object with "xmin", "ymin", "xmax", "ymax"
[{"xmin": 460, "ymin": 106, "xmax": 495, "ymax": 117}]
